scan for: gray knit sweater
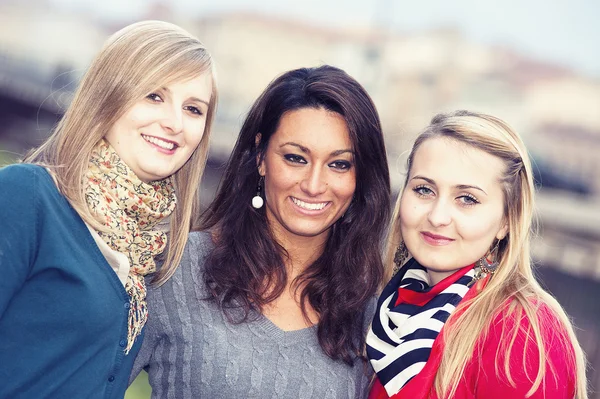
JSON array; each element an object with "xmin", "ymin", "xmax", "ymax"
[{"xmin": 130, "ymin": 231, "xmax": 375, "ymax": 398}]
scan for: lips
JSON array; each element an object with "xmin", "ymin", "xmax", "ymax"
[{"xmin": 420, "ymin": 231, "xmax": 455, "ymax": 246}]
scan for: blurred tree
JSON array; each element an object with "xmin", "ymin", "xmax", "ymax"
[
  {"xmin": 125, "ymin": 372, "xmax": 151, "ymax": 399},
  {"xmin": 0, "ymin": 147, "xmax": 17, "ymax": 166}
]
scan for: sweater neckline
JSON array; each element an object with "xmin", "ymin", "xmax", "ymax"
[{"xmin": 251, "ymin": 313, "xmax": 318, "ymax": 344}]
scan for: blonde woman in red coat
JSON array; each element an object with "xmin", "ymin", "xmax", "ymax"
[{"xmin": 367, "ymin": 110, "xmax": 588, "ymax": 399}]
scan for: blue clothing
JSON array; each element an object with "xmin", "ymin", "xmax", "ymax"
[{"xmin": 0, "ymin": 164, "xmax": 141, "ymax": 398}]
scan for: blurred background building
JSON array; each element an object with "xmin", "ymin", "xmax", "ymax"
[{"xmin": 1, "ymin": 0, "xmax": 599, "ymax": 397}]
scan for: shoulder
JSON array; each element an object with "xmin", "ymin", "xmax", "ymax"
[
  {"xmin": 363, "ymin": 295, "xmax": 378, "ymax": 333},
  {"xmin": 144, "ymin": 232, "xmax": 214, "ymax": 333},
  {"xmin": 484, "ymin": 298, "xmax": 576, "ymax": 364},
  {"xmin": 0, "ymin": 165, "xmax": 58, "ymax": 294},
  {"xmin": 187, "ymin": 230, "xmax": 215, "ymax": 257},
  {"xmin": 148, "ymin": 230, "xmax": 213, "ymax": 292},
  {"xmin": 181, "ymin": 230, "xmax": 214, "ymax": 273},
  {"xmin": 0, "ymin": 164, "xmax": 52, "ymax": 216},
  {"xmin": 470, "ymin": 298, "xmax": 576, "ymax": 398},
  {"xmin": 485, "ymin": 299, "xmax": 572, "ymax": 348},
  {"xmin": 0, "ymin": 163, "xmax": 46, "ymax": 185},
  {"xmin": 0, "ymin": 163, "xmax": 57, "ymax": 199}
]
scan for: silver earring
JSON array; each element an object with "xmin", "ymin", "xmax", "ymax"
[
  {"xmin": 475, "ymin": 240, "xmax": 500, "ymax": 278},
  {"xmin": 252, "ymin": 176, "xmax": 264, "ymax": 209}
]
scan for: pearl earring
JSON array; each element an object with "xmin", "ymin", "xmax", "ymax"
[{"xmin": 252, "ymin": 176, "xmax": 264, "ymax": 209}]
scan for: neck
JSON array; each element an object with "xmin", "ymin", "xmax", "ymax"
[
  {"xmin": 271, "ymin": 227, "xmax": 328, "ymax": 281},
  {"xmin": 427, "ymin": 270, "xmax": 454, "ymax": 286},
  {"xmin": 426, "ymin": 264, "xmax": 473, "ymax": 286}
]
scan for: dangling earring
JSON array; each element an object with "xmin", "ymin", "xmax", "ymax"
[
  {"xmin": 252, "ymin": 176, "xmax": 264, "ymax": 209},
  {"xmin": 392, "ymin": 241, "xmax": 409, "ymax": 276},
  {"xmin": 474, "ymin": 240, "xmax": 500, "ymax": 279}
]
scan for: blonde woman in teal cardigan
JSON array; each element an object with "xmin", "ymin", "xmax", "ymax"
[{"xmin": 0, "ymin": 20, "xmax": 217, "ymax": 398}]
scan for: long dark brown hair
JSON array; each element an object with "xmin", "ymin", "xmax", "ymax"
[{"xmin": 199, "ymin": 65, "xmax": 390, "ymax": 365}]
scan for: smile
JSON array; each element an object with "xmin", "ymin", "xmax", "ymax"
[
  {"xmin": 142, "ymin": 134, "xmax": 178, "ymax": 151},
  {"xmin": 291, "ymin": 197, "xmax": 329, "ymax": 211}
]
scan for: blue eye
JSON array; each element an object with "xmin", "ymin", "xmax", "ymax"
[
  {"xmin": 413, "ymin": 185, "xmax": 434, "ymax": 197},
  {"xmin": 146, "ymin": 93, "xmax": 163, "ymax": 102},
  {"xmin": 284, "ymin": 154, "xmax": 307, "ymax": 164},
  {"xmin": 458, "ymin": 194, "xmax": 480, "ymax": 206}
]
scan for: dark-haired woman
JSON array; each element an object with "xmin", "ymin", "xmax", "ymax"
[{"xmin": 130, "ymin": 65, "xmax": 391, "ymax": 398}]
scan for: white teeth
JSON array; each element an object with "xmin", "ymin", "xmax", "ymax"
[
  {"xmin": 143, "ymin": 135, "xmax": 175, "ymax": 150},
  {"xmin": 292, "ymin": 197, "xmax": 327, "ymax": 210}
]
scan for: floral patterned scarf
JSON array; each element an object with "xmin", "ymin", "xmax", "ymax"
[{"xmin": 85, "ymin": 139, "xmax": 176, "ymax": 353}]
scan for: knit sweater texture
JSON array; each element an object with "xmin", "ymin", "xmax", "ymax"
[
  {"xmin": 131, "ymin": 231, "xmax": 374, "ymax": 398},
  {"xmin": 0, "ymin": 164, "xmax": 141, "ymax": 398}
]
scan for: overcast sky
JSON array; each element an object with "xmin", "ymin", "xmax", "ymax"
[{"xmin": 50, "ymin": 0, "xmax": 600, "ymax": 77}]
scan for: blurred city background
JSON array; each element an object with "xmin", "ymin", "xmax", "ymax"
[{"xmin": 0, "ymin": 0, "xmax": 598, "ymax": 397}]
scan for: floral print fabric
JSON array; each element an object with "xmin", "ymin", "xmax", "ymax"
[{"xmin": 85, "ymin": 139, "xmax": 176, "ymax": 352}]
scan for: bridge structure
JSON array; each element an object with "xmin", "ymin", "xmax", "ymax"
[{"xmin": 2, "ymin": 52, "xmax": 600, "ymax": 393}]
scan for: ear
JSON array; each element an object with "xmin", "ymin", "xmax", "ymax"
[
  {"xmin": 255, "ymin": 133, "xmax": 265, "ymax": 176},
  {"xmin": 496, "ymin": 221, "xmax": 509, "ymax": 241}
]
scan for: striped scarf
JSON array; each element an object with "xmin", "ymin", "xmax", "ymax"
[{"xmin": 366, "ymin": 258, "xmax": 475, "ymax": 397}]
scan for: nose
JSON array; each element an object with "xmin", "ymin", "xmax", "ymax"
[
  {"xmin": 427, "ymin": 198, "xmax": 452, "ymax": 227},
  {"xmin": 299, "ymin": 165, "xmax": 327, "ymax": 197},
  {"xmin": 160, "ymin": 105, "xmax": 184, "ymax": 134}
]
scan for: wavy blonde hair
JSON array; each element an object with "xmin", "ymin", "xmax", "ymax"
[
  {"xmin": 384, "ymin": 110, "xmax": 587, "ymax": 398},
  {"xmin": 25, "ymin": 20, "xmax": 218, "ymax": 285}
]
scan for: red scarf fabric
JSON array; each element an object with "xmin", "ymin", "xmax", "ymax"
[{"xmin": 394, "ymin": 265, "xmax": 474, "ymax": 307}]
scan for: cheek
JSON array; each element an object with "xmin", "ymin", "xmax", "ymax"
[
  {"xmin": 456, "ymin": 209, "xmax": 504, "ymax": 241},
  {"xmin": 332, "ymin": 173, "xmax": 356, "ymax": 202},
  {"xmin": 398, "ymin": 193, "xmax": 420, "ymax": 229},
  {"xmin": 126, "ymin": 104, "xmax": 155, "ymax": 126},
  {"xmin": 184, "ymin": 121, "xmax": 207, "ymax": 147},
  {"xmin": 104, "ymin": 121, "xmax": 128, "ymax": 150},
  {"xmin": 107, "ymin": 114, "xmax": 146, "ymax": 145},
  {"xmin": 263, "ymin": 163, "xmax": 296, "ymax": 199}
]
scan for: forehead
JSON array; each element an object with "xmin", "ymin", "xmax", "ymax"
[
  {"xmin": 163, "ymin": 73, "xmax": 213, "ymax": 99},
  {"xmin": 270, "ymin": 108, "xmax": 352, "ymax": 149},
  {"xmin": 410, "ymin": 137, "xmax": 505, "ymax": 189}
]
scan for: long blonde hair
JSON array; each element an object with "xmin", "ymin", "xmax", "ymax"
[
  {"xmin": 25, "ymin": 20, "xmax": 218, "ymax": 285},
  {"xmin": 384, "ymin": 110, "xmax": 587, "ymax": 398}
]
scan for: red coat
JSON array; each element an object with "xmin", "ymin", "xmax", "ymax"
[{"xmin": 369, "ymin": 293, "xmax": 576, "ymax": 399}]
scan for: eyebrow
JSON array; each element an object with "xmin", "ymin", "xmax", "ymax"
[
  {"xmin": 160, "ymin": 87, "xmax": 210, "ymax": 106},
  {"xmin": 411, "ymin": 175, "xmax": 488, "ymax": 195},
  {"xmin": 280, "ymin": 142, "xmax": 354, "ymax": 157}
]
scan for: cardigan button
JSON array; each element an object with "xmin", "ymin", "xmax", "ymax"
[
  {"xmin": 124, "ymin": 302, "xmax": 130, "ymax": 309},
  {"xmin": 108, "ymin": 375, "xmax": 115, "ymax": 382},
  {"xmin": 119, "ymin": 340, "xmax": 126, "ymax": 348}
]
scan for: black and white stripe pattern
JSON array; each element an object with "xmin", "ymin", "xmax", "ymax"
[{"xmin": 366, "ymin": 258, "xmax": 475, "ymax": 396}]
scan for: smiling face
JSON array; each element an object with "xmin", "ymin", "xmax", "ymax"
[
  {"xmin": 399, "ymin": 137, "xmax": 509, "ymax": 284},
  {"xmin": 259, "ymin": 107, "xmax": 356, "ymax": 247},
  {"xmin": 104, "ymin": 73, "xmax": 213, "ymax": 182}
]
